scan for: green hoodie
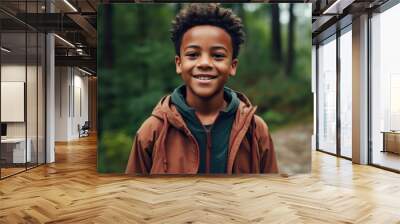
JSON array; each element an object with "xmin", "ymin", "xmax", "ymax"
[{"xmin": 171, "ymin": 85, "xmax": 239, "ymax": 173}]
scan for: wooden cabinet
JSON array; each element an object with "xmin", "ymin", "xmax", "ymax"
[{"xmin": 382, "ymin": 132, "xmax": 400, "ymax": 154}]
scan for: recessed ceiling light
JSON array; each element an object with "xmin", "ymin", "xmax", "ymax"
[
  {"xmin": 54, "ymin": 34, "xmax": 75, "ymax": 48},
  {"xmin": 78, "ymin": 67, "xmax": 93, "ymax": 76},
  {"xmin": 63, "ymin": 0, "xmax": 78, "ymax": 12},
  {"xmin": 1, "ymin": 47, "xmax": 11, "ymax": 53},
  {"xmin": 322, "ymin": 0, "xmax": 354, "ymax": 15}
]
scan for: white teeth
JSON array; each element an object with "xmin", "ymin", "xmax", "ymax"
[{"xmin": 194, "ymin": 76, "xmax": 214, "ymax": 80}]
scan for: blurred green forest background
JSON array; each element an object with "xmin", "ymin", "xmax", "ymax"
[{"xmin": 98, "ymin": 3, "xmax": 312, "ymax": 173}]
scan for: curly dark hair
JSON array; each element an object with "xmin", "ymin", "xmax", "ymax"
[{"xmin": 170, "ymin": 3, "xmax": 245, "ymax": 59}]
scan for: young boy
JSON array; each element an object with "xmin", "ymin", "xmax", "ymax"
[{"xmin": 126, "ymin": 3, "xmax": 278, "ymax": 174}]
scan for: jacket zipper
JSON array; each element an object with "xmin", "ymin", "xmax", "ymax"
[
  {"xmin": 205, "ymin": 129, "xmax": 211, "ymax": 173},
  {"xmin": 194, "ymin": 114, "xmax": 218, "ymax": 174},
  {"xmin": 202, "ymin": 119, "xmax": 216, "ymax": 174}
]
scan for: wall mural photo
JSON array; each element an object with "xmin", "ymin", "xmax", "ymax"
[{"xmin": 98, "ymin": 3, "xmax": 312, "ymax": 175}]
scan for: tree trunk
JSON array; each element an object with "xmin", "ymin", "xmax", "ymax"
[
  {"xmin": 137, "ymin": 5, "xmax": 148, "ymax": 89},
  {"xmin": 175, "ymin": 3, "xmax": 183, "ymax": 14},
  {"xmin": 234, "ymin": 4, "xmax": 245, "ymax": 27},
  {"xmin": 104, "ymin": 4, "xmax": 113, "ymax": 68},
  {"xmin": 270, "ymin": 5, "xmax": 282, "ymax": 63},
  {"xmin": 286, "ymin": 4, "xmax": 295, "ymax": 76}
]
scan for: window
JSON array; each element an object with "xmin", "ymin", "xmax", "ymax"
[
  {"xmin": 317, "ymin": 35, "xmax": 337, "ymax": 154},
  {"xmin": 371, "ymin": 3, "xmax": 400, "ymax": 171},
  {"xmin": 339, "ymin": 28, "xmax": 352, "ymax": 158}
]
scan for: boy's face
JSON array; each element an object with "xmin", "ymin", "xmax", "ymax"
[{"xmin": 175, "ymin": 25, "xmax": 238, "ymax": 99}]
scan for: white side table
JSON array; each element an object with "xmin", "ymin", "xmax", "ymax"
[{"xmin": 1, "ymin": 138, "xmax": 32, "ymax": 163}]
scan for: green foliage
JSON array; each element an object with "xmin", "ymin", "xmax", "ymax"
[
  {"xmin": 98, "ymin": 3, "xmax": 312, "ymax": 173},
  {"xmin": 98, "ymin": 131, "xmax": 132, "ymax": 173},
  {"xmin": 262, "ymin": 110, "xmax": 285, "ymax": 129}
]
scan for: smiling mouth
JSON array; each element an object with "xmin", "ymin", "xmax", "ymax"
[{"xmin": 192, "ymin": 75, "xmax": 217, "ymax": 80}]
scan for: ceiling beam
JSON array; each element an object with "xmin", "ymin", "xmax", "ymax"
[{"xmin": 55, "ymin": 55, "xmax": 96, "ymax": 71}]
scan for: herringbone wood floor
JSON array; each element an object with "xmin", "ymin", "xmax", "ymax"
[{"xmin": 1, "ymin": 135, "xmax": 400, "ymax": 224}]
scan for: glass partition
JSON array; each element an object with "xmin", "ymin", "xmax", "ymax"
[
  {"xmin": 0, "ymin": 1, "xmax": 46, "ymax": 179},
  {"xmin": 1, "ymin": 30, "xmax": 28, "ymax": 177}
]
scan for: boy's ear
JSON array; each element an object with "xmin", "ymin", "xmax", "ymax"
[
  {"xmin": 229, "ymin": 58, "xmax": 238, "ymax": 77},
  {"xmin": 175, "ymin": 55, "xmax": 182, "ymax": 75}
]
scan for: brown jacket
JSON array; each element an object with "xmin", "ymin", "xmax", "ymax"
[{"xmin": 125, "ymin": 93, "xmax": 278, "ymax": 174}]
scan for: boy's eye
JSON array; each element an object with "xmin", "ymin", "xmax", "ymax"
[
  {"xmin": 213, "ymin": 53, "xmax": 226, "ymax": 60},
  {"xmin": 185, "ymin": 52, "xmax": 199, "ymax": 59}
]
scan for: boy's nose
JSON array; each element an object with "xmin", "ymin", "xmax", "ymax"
[{"xmin": 197, "ymin": 55, "xmax": 212, "ymax": 70}]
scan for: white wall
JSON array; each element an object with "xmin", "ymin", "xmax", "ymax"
[
  {"xmin": 55, "ymin": 66, "xmax": 69, "ymax": 141},
  {"xmin": 1, "ymin": 63, "xmax": 46, "ymax": 164},
  {"xmin": 1, "ymin": 65, "xmax": 41, "ymax": 137},
  {"xmin": 1, "ymin": 65, "xmax": 26, "ymax": 129},
  {"xmin": 55, "ymin": 67, "xmax": 89, "ymax": 141}
]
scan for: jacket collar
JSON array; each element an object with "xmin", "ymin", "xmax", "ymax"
[
  {"xmin": 152, "ymin": 92, "xmax": 255, "ymax": 129},
  {"xmin": 150, "ymin": 92, "xmax": 257, "ymax": 173}
]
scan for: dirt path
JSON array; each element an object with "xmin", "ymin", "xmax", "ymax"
[{"xmin": 271, "ymin": 122, "xmax": 313, "ymax": 174}]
